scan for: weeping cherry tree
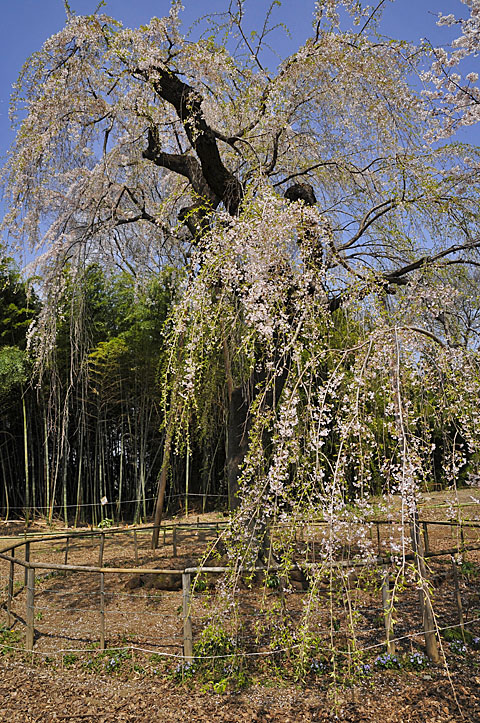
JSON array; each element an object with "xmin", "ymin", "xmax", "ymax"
[{"xmin": 2, "ymin": 0, "xmax": 480, "ymax": 665}]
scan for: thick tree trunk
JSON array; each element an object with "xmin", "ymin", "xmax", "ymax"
[
  {"xmin": 226, "ymin": 385, "xmax": 250, "ymax": 510},
  {"xmin": 151, "ymin": 425, "xmax": 173, "ymax": 549}
]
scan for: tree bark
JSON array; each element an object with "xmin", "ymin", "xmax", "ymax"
[{"xmin": 226, "ymin": 385, "xmax": 250, "ymax": 510}]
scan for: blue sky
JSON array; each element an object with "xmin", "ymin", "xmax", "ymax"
[{"xmin": 0, "ymin": 0, "xmax": 478, "ymax": 214}]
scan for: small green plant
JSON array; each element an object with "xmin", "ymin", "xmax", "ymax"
[
  {"xmin": 82, "ymin": 647, "xmax": 131, "ymax": 674},
  {"xmin": 406, "ymin": 651, "xmax": 429, "ymax": 670},
  {"xmin": 171, "ymin": 624, "xmax": 247, "ymax": 690},
  {"xmin": 460, "ymin": 560, "xmax": 479, "ymax": 579},
  {"xmin": 265, "ymin": 573, "xmax": 280, "ymax": 589},
  {"xmin": 150, "ymin": 653, "xmax": 164, "ymax": 664},
  {"xmin": 374, "ymin": 652, "xmax": 401, "ymax": 670},
  {"xmin": 35, "ymin": 612, "xmax": 43, "ymax": 621},
  {"xmin": 63, "ymin": 652, "xmax": 78, "ymax": 667},
  {"xmin": 98, "ymin": 518, "xmax": 113, "ymax": 529},
  {"xmin": 310, "ymin": 657, "xmax": 330, "ymax": 675},
  {"xmin": 355, "ymin": 661, "xmax": 373, "ymax": 677},
  {"xmin": 0, "ymin": 626, "xmax": 22, "ymax": 655},
  {"xmin": 43, "ymin": 570, "xmax": 61, "ymax": 581},
  {"xmin": 442, "ymin": 626, "xmax": 471, "ymax": 643},
  {"xmin": 449, "ymin": 639, "xmax": 468, "ymax": 656},
  {"xmin": 193, "ymin": 625, "xmax": 237, "ymax": 666},
  {"xmin": 192, "ymin": 574, "xmax": 208, "ymax": 592}
]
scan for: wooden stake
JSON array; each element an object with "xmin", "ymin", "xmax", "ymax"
[
  {"xmin": 99, "ymin": 571, "xmax": 105, "ymax": 651},
  {"xmin": 460, "ymin": 525, "xmax": 467, "ymax": 561},
  {"xmin": 450, "ymin": 555, "xmax": 465, "ymax": 637},
  {"xmin": 376, "ymin": 522, "xmax": 381, "ymax": 555},
  {"xmin": 25, "ymin": 567, "xmax": 35, "ymax": 652},
  {"xmin": 412, "ymin": 514, "xmax": 439, "ymax": 663},
  {"xmin": 24, "ymin": 542, "xmax": 30, "ymax": 587},
  {"xmin": 163, "ymin": 526, "xmax": 166, "ymax": 546},
  {"xmin": 173, "ymin": 526, "xmax": 177, "ymax": 558},
  {"xmin": 6, "ymin": 551, "xmax": 15, "ymax": 628},
  {"xmin": 133, "ymin": 530, "xmax": 139, "ymax": 566},
  {"xmin": 422, "ymin": 522, "xmax": 430, "ymax": 555},
  {"xmin": 182, "ymin": 573, "xmax": 193, "ymax": 661},
  {"xmin": 381, "ymin": 568, "xmax": 395, "ymax": 654},
  {"xmin": 64, "ymin": 537, "xmax": 70, "ymax": 567},
  {"xmin": 98, "ymin": 533, "xmax": 105, "ymax": 567}
]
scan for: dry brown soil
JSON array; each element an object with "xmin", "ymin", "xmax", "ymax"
[{"xmin": 1, "ymin": 491, "xmax": 480, "ymax": 722}]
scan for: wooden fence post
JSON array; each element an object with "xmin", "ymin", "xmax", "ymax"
[
  {"xmin": 24, "ymin": 542, "xmax": 30, "ymax": 587},
  {"xmin": 412, "ymin": 514, "xmax": 439, "ymax": 663},
  {"xmin": 376, "ymin": 522, "xmax": 381, "ymax": 555},
  {"xmin": 182, "ymin": 573, "xmax": 193, "ymax": 661},
  {"xmin": 64, "ymin": 537, "xmax": 70, "ymax": 568},
  {"xmin": 450, "ymin": 555, "xmax": 465, "ymax": 637},
  {"xmin": 422, "ymin": 522, "xmax": 430, "ymax": 555},
  {"xmin": 133, "ymin": 530, "xmax": 139, "ymax": 566},
  {"xmin": 173, "ymin": 526, "xmax": 177, "ymax": 558},
  {"xmin": 460, "ymin": 525, "xmax": 467, "ymax": 561},
  {"xmin": 99, "ymin": 571, "xmax": 105, "ymax": 651},
  {"xmin": 381, "ymin": 568, "xmax": 395, "ymax": 654},
  {"xmin": 25, "ymin": 567, "xmax": 35, "ymax": 652},
  {"xmin": 6, "ymin": 551, "xmax": 15, "ymax": 628},
  {"xmin": 98, "ymin": 533, "xmax": 105, "ymax": 567}
]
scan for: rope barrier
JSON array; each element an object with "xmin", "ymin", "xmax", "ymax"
[
  {"xmin": 0, "ymin": 492, "xmax": 228, "ymax": 513},
  {"xmin": 1, "ymin": 614, "xmax": 479, "ymax": 661}
]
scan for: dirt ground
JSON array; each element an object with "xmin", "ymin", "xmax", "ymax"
[
  {"xmin": 0, "ymin": 656, "xmax": 480, "ymax": 722},
  {"xmin": 1, "ymin": 490, "xmax": 480, "ymax": 722}
]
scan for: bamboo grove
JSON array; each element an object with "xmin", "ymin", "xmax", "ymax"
[
  {"xmin": 1, "ymin": 250, "xmax": 480, "ymax": 526},
  {"xmin": 0, "ymin": 259, "xmax": 228, "ymax": 524}
]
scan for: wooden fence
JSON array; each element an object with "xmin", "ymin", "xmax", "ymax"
[{"xmin": 1, "ymin": 518, "xmax": 480, "ymax": 663}]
